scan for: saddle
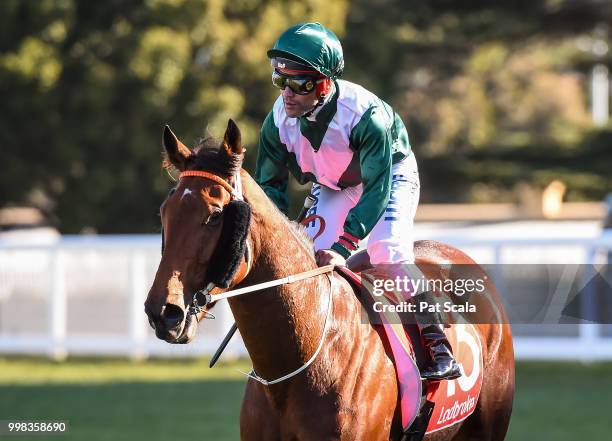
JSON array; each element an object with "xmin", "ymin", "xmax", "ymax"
[{"xmin": 335, "ymin": 264, "xmax": 484, "ymax": 440}]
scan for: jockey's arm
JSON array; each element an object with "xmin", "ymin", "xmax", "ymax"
[
  {"xmin": 255, "ymin": 112, "xmax": 290, "ymax": 214},
  {"xmin": 331, "ymin": 107, "xmax": 393, "ymax": 259}
]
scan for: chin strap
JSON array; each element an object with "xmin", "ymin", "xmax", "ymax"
[{"xmin": 301, "ymin": 93, "xmax": 327, "ymax": 119}]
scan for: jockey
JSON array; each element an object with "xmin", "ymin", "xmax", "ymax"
[{"xmin": 255, "ymin": 22, "xmax": 461, "ymax": 381}]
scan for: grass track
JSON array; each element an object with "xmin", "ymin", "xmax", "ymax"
[{"xmin": 0, "ymin": 358, "xmax": 610, "ymax": 440}]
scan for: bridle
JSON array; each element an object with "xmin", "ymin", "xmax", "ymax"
[
  {"xmin": 177, "ymin": 169, "xmax": 252, "ymax": 320},
  {"xmin": 174, "ymin": 168, "xmax": 335, "ymax": 386}
]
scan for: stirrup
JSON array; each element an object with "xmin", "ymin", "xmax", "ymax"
[{"xmin": 420, "ymin": 361, "xmax": 462, "ymax": 381}]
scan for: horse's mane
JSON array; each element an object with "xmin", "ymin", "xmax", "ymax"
[
  {"xmin": 192, "ymin": 136, "xmax": 243, "ymax": 176},
  {"xmin": 163, "ymin": 136, "xmax": 243, "ymax": 177},
  {"xmin": 234, "ymin": 168, "xmax": 317, "ymax": 258},
  {"xmin": 287, "ymin": 218, "xmax": 316, "ymax": 256}
]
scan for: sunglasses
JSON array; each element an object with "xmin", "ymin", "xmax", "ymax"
[{"xmin": 271, "ymin": 71, "xmax": 320, "ymax": 95}]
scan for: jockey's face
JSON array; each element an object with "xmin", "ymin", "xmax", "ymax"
[{"xmin": 282, "ymin": 86, "xmax": 319, "ymax": 118}]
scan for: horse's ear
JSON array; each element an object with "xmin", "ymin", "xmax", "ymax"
[
  {"xmin": 222, "ymin": 119, "xmax": 243, "ymax": 156},
  {"xmin": 163, "ymin": 125, "xmax": 192, "ymax": 171}
]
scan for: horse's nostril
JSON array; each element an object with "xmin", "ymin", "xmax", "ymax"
[{"xmin": 161, "ymin": 303, "xmax": 185, "ymax": 330}]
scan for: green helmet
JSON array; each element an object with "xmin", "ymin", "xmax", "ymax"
[{"xmin": 268, "ymin": 22, "xmax": 344, "ymax": 79}]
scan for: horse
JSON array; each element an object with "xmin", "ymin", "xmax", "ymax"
[{"xmin": 144, "ymin": 119, "xmax": 515, "ymax": 440}]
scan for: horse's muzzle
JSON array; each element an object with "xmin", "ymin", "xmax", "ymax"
[{"xmin": 145, "ymin": 302, "xmax": 188, "ymax": 343}]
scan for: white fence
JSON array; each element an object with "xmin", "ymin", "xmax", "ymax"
[
  {"xmin": 0, "ymin": 235, "xmax": 242, "ymax": 360},
  {"xmin": 0, "ymin": 227, "xmax": 611, "ymax": 361}
]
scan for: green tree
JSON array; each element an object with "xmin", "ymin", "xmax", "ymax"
[
  {"xmin": 0, "ymin": 0, "xmax": 348, "ymax": 232},
  {"xmin": 1, "ymin": 0, "xmax": 611, "ymax": 233},
  {"xmin": 342, "ymin": 0, "xmax": 612, "ymax": 202}
]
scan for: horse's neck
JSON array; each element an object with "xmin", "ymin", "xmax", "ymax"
[{"xmin": 228, "ymin": 175, "xmax": 329, "ymax": 383}]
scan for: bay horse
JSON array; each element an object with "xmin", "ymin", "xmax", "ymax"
[{"xmin": 144, "ymin": 120, "xmax": 514, "ymax": 440}]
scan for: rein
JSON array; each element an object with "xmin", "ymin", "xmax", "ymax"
[
  {"xmin": 194, "ymin": 265, "xmax": 335, "ymax": 386},
  {"xmin": 247, "ymin": 271, "xmax": 334, "ymax": 386},
  {"xmin": 190, "ymin": 264, "xmax": 334, "ymax": 309},
  {"xmin": 178, "ymin": 169, "xmax": 336, "ymax": 386}
]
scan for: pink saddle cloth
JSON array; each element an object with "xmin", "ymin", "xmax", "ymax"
[{"xmin": 335, "ymin": 266, "xmax": 483, "ymax": 434}]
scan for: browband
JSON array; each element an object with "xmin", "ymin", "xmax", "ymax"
[{"xmin": 179, "ymin": 170, "xmax": 236, "ymax": 197}]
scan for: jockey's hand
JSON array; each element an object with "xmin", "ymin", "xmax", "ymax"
[{"xmin": 315, "ymin": 248, "xmax": 346, "ymax": 267}]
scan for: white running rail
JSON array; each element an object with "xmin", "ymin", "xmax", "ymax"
[{"xmin": 0, "ymin": 231, "xmax": 611, "ymax": 361}]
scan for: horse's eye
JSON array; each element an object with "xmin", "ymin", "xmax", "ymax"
[{"xmin": 204, "ymin": 210, "xmax": 223, "ymax": 226}]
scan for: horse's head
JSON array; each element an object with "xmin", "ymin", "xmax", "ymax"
[{"xmin": 144, "ymin": 119, "xmax": 250, "ymax": 343}]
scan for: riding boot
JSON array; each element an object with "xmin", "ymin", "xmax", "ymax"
[{"xmin": 414, "ymin": 292, "xmax": 462, "ymax": 381}]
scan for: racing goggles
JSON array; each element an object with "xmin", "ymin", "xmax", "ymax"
[{"xmin": 271, "ymin": 70, "xmax": 321, "ymax": 95}]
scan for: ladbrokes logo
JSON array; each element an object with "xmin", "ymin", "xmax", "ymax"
[{"xmin": 436, "ymin": 395, "xmax": 477, "ymax": 424}]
